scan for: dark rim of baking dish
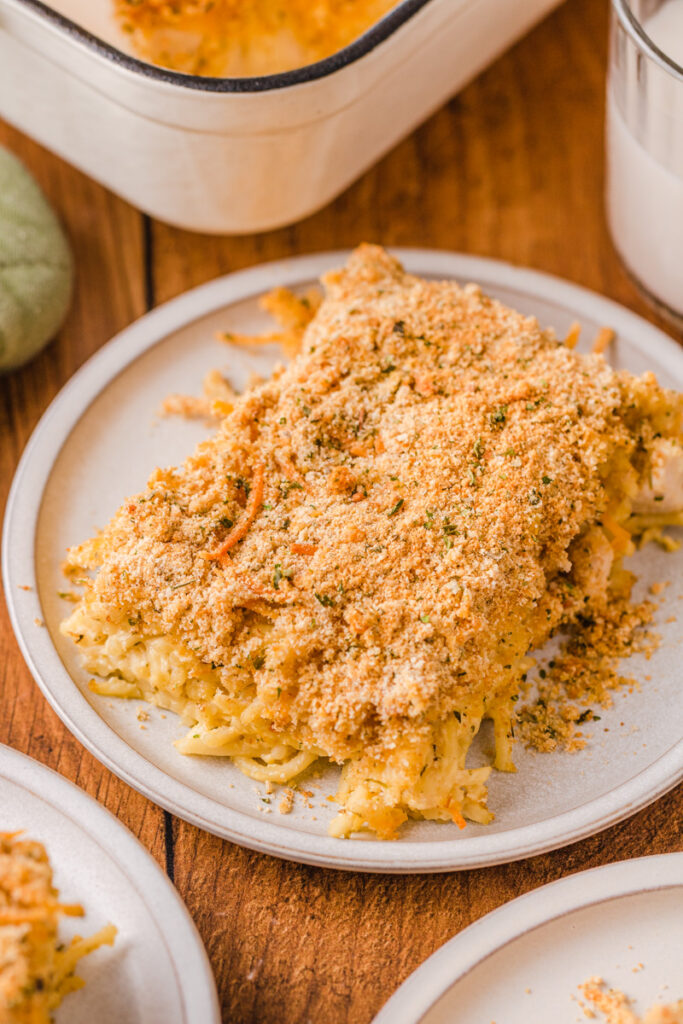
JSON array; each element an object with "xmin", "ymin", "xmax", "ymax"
[{"xmin": 13, "ymin": 0, "xmax": 433, "ymax": 92}]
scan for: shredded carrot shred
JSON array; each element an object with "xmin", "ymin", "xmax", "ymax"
[
  {"xmin": 447, "ymin": 804, "xmax": 467, "ymax": 830},
  {"xmin": 215, "ymin": 287, "xmax": 320, "ymax": 360},
  {"xmin": 564, "ymin": 321, "xmax": 581, "ymax": 349},
  {"xmin": 204, "ymin": 463, "xmax": 265, "ymax": 561},
  {"xmin": 592, "ymin": 326, "xmax": 615, "ymax": 354},
  {"xmin": 291, "ymin": 543, "xmax": 318, "ymax": 555}
]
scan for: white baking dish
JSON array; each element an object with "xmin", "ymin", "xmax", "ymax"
[{"xmin": 0, "ymin": 0, "xmax": 562, "ymax": 233}]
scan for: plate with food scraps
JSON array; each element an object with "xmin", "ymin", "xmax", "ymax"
[
  {"xmin": 0, "ymin": 743, "xmax": 219, "ymax": 1023},
  {"xmin": 372, "ymin": 852, "xmax": 683, "ymax": 1023},
  {"xmin": 3, "ymin": 249, "xmax": 683, "ymax": 872}
]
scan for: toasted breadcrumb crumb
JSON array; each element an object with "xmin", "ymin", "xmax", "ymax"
[
  {"xmin": 278, "ymin": 789, "xmax": 295, "ymax": 814},
  {"xmin": 579, "ymin": 978, "xmax": 683, "ymax": 1024},
  {"xmin": 518, "ymin": 598, "xmax": 657, "ymax": 753}
]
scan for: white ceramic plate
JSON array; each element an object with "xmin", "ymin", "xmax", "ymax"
[
  {"xmin": 0, "ymin": 743, "xmax": 219, "ymax": 1023},
  {"xmin": 372, "ymin": 852, "xmax": 683, "ymax": 1023},
  {"xmin": 3, "ymin": 250, "xmax": 683, "ymax": 872}
]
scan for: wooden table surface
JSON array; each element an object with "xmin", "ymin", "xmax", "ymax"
[{"xmin": 1, "ymin": 1, "xmax": 681, "ymax": 1021}]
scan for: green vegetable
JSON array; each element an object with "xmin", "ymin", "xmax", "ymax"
[{"xmin": 0, "ymin": 147, "xmax": 73, "ymax": 372}]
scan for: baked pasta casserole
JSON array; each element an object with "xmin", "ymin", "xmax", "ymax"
[
  {"xmin": 0, "ymin": 833, "xmax": 116, "ymax": 1021},
  {"xmin": 61, "ymin": 245, "xmax": 683, "ymax": 840},
  {"xmin": 114, "ymin": 0, "xmax": 397, "ymax": 77}
]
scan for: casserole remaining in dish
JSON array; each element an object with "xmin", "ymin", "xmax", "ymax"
[
  {"xmin": 60, "ymin": 245, "xmax": 683, "ymax": 840},
  {"xmin": 114, "ymin": 0, "xmax": 398, "ymax": 76},
  {"xmin": 0, "ymin": 0, "xmax": 561, "ymax": 230}
]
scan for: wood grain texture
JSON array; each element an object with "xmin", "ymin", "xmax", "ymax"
[
  {"xmin": 0, "ymin": 124, "xmax": 168, "ymax": 868},
  {"xmin": 1, "ymin": 0, "xmax": 681, "ymax": 1022}
]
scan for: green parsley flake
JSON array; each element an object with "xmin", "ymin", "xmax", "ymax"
[{"xmin": 490, "ymin": 405, "xmax": 508, "ymax": 428}]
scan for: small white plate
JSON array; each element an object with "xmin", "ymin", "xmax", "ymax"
[
  {"xmin": 0, "ymin": 743, "xmax": 219, "ymax": 1024},
  {"xmin": 3, "ymin": 250, "xmax": 683, "ymax": 872},
  {"xmin": 372, "ymin": 852, "xmax": 683, "ymax": 1023}
]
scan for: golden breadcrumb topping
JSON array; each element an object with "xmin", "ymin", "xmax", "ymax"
[{"xmin": 64, "ymin": 245, "xmax": 683, "ymax": 770}]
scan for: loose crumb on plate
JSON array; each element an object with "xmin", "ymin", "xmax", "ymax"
[
  {"xmin": 579, "ymin": 977, "xmax": 683, "ymax": 1024},
  {"xmin": 518, "ymin": 596, "xmax": 656, "ymax": 753},
  {"xmin": 278, "ymin": 789, "xmax": 295, "ymax": 815}
]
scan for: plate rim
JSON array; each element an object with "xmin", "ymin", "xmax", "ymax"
[
  {"xmin": 371, "ymin": 851, "xmax": 683, "ymax": 1023},
  {"xmin": 3, "ymin": 248, "xmax": 683, "ymax": 873},
  {"xmin": 0, "ymin": 742, "xmax": 220, "ymax": 1023}
]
